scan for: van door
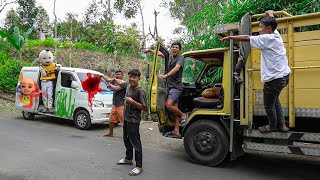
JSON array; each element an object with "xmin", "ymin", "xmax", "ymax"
[
  {"xmin": 149, "ymin": 43, "xmax": 170, "ymax": 125},
  {"xmin": 15, "ymin": 68, "xmax": 40, "ymax": 112},
  {"xmin": 54, "ymin": 71, "xmax": 77, "ymax": 119}
]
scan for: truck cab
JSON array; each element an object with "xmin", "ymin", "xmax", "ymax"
[{"xmin": 150, "ymin": 11, "xmax": 320, "ymax": 166}]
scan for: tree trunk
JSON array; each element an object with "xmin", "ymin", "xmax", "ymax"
[{"xmin": 53, "ymin": 0, "xmax": 57, "ymax": 62}]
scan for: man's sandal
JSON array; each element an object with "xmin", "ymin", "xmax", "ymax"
[
  {"xmin": 258, "ymin": 125, "xmax": 277, "ymax": 133},
  {"xmin": 128, "ymin": 167, "xmax": 143, "ymax": 176},
  {"xmin": 116, "ymin": 158, "xmax": 133, "ymax": 165}
]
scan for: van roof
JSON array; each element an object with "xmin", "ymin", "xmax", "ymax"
[{"xmin": 21, "ymin": 66, "xmax": 103, "ymax": 74}]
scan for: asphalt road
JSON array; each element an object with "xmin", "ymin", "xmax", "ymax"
[{"xmin": 0, "ymin": 112, "xmax": 320, "ymax": 180}]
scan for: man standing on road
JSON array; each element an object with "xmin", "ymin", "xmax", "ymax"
[{"xmin": 100, "ymin": 70, "xmax": 126, "ymax": 137}]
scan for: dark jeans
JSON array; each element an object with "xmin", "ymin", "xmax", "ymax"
[
  {"xmin": 123, "ymin": 120, "xmax": 142, "ymax": 168},
  {"xmin": 263, "ymin": 75, "xmax": 289, "ymax": 129}
]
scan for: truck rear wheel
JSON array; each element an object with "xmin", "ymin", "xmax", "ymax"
[
  {"xmin": 22, "ymin": 111, "xmax": 35, "ymax": 120},
  {"xmin": 74, "ymin": 110, "xmax": 91, "ymax": 130},
  {"xmin": 184, "ymin": 120, "xmax": 229, "ymax": 166}
]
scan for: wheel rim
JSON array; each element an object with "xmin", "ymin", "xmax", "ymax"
[
  {"xmin": 23, "ymin": 111, "xmax": 30, "ymax": 118},
  {"xmin": 77, "ymin": 114, "xmax": 87, "ymax": 127},
  {"xmin": 193, "ymin": 131, "xmax": 218, "ymax": 156}
]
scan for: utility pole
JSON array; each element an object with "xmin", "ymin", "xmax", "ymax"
[{"xmin": 53, "ymin": 0, "xmax": 57, "ymax": 62}]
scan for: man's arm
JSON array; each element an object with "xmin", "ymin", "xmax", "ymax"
[
  {"xmin": 142, "ymin": 49, "xmax": 165, "ymax": 58},
  {"xmin": 125, "ymin": 97, "xmax": 147, "ymax": 111},
  {"xmin": 159, "ymin": 64, "xmax": 182, "ymax": 79},
  {"xmin": 221, "ymin": 35, "xmax": 250, "ymax": 43},
  {"xmin": 109, "ymin": 83, "xmax": 123, "ymax": 91},
  {"xmin": 221, "ymin": 10, "xmax": 275, "ymax": 43}
]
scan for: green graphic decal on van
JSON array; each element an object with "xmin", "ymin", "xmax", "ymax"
[{"xmin": 55, "ymin": 88, "xmax": 75, "ymax": 118}]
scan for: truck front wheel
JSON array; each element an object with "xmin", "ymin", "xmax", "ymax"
[{"xmin": 184, "ymin": 120, "xmax": 229, "ymax": 166}]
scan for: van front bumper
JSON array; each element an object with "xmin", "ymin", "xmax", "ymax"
[{"xmin": 90, "ymin": 107, "xmax": 111, "ymax": 124}]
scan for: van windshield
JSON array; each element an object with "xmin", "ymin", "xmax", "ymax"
[{"xmin": 77, "ymin": 73, "xmax": 111, "ymax": 91}]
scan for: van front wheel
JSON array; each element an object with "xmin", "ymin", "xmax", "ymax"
[
  {"xmin": 74, "ymin": 110, "xmax": 91, "ymax": 130},
  {"xmin": 22, "ymin": 111, "xmax": 35, "ymax": 120},
  {"xmin": 184, "ymin": 120, "xmax": 229, "ymax": 166}
]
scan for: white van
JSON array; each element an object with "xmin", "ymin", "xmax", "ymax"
[{"xmin": 15, "ymin": 67, "xmax": 113, "ymax": 130}]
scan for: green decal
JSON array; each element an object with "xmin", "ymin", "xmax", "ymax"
[{"xmin": 55, "ymin": 88, "xmax": 75, "ymax": 118}]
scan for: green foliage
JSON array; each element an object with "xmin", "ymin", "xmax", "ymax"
[
  {"xmin": 0, "ymin": 26, "xmax": 32, "ymax": 62},
  {"xmin": 167, "ymin": 0, "xmax": 320, "ymax": 82},
  {"xmin": 0, "ymin": 51, "xmax": 8, "ymax": 64},
  {"xmin": 4, "ymin": 8, "xmax": 21, "ymax": 34},
  {"xmin": 114, "ymin": 0, "xmax": 140, "ymax": 19},
  {"xmin": 25, "ymin": 37, "xmax": 55, "ymax": 48},
  {"xmin": 0, "ymin": 59, "xmax": 30, "ymax": 93},
  {"xmin": 201, "ymin": 67, "xmax": 223, "ymax": 84}
]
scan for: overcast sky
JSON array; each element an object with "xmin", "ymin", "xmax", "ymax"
[{"xmin": 0, "ymin": 0, "xmax": 181, "ymax": 44}]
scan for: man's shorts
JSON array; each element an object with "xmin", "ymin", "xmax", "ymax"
[
  {"xmin": 168, "ymin": 88, "xmax": 182, "ymax": 102},
  {"xmin": 109, "ymin": 105, "xmax": 124, "ymax": 124}
]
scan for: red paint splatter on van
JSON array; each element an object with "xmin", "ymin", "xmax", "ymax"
[{"xmin": 81, "ymin": 73, "xmax": 101, "ymax": 112}]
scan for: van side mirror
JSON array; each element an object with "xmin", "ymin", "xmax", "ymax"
[
  {"xmin": 71, "ymin": 81, "xmax": 79, "ymax": 89},
  {"xmin": 146, "ymin": 63, "xmax": 150, "ymax": 80}
]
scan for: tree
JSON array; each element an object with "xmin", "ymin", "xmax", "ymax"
[
  {"xmin": 17, "ymin": 0, "xmax": 38, "ymax": 32},
  {"xmin": 0, "ymin": 26, "xmax": 32, "ymax": 65},
  {"xmin": 4, "ymin": 8, "xmax": 21, "ymax": 33},
  {"xmin": 35, "ymin": 5, "xmax": 50, "ymax": 31},
  {"xmin": 0, "ymin": 0, "xmax": 16, "ymax": 14},
  {"xmin": 83, "ymin": 0, "xmax": 104, "ymax": 25}
]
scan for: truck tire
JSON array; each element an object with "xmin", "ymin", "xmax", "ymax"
[
  {"xmin": 184, "ymin": 120, "xmax": 229, "ymax": 166},
  {"xmin": 22, "ymin": 111, "xmax": 35, "ymax": 120},
  {"xmin": 74, "ymin": 110, "xmax": 91, "ymax": 130}
]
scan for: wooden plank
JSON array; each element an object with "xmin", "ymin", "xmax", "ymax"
[
  {"xmin": 294, "ymin": 45, "xmax": 320, "ymax": 61},
  {"xmin": 293, "ymin": 17, "xmax": 320, "ymax": 28},
  {"xmin": 294, "ymin": 40, "xmax": 320, "ymax": 47},
  {"xmin": 294, "ymin": 30, "xmax": 320, "ymax": 42},
  {"xmin": 294, "ymin": 68, "xmax": 320, "ymax": 89}
]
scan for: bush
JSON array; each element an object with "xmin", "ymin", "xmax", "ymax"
[
  {"xmin": 0, "ymin": 59, "xmax": 30, "ymax": 93},
  {"xmin": 25, "ymin": 38, "xmax": 55, "ymax": 48},
  {"xmin": 0, "ymin": 51, "xmax": 8, "ymax": 64}
]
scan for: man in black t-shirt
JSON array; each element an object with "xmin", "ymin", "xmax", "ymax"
[
  {"xmin": 144, "ymin": 42, "xmax": 187, "ymax": 138},
  {"xmin": 100, "ymin": 70, "xmax": 126, "ymax": 137},
  {"xmin": 107, "ymin": 69, "xmax": 147, "ymax": 176}
]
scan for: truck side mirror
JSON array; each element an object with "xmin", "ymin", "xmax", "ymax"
[
  {"xmin": 71, "ymin": 81, "xmax": 79, "ymax": 89},
  {"xmin": 146, "ymin": 63, "xmax": 150, "ymax": 80}
]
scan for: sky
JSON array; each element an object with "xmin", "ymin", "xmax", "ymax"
[{"xmin": 0, "ymin": 0, "xmax": 182, "ymax": 44}]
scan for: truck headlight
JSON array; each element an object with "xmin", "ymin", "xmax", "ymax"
[{"xmin": 92, "ymin": 100, "xmax": 104, "ymax": 108}]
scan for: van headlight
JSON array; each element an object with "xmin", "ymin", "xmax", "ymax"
[{"xmin": 92, "ymin": 100, "xmax": 104, "ymax": 108}]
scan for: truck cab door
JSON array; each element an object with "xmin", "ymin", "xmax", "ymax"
[{"xmin": 149, "ymin": 43, "xmax": 170, "ymax": 125}]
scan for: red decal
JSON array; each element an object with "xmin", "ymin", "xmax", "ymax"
[{"xmin": 81, "ymin": 73, "xmax": 101, "ymax": 112}]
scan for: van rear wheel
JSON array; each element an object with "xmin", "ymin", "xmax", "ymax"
[
  {"xmin": 22, "ymin": 111, "xmax": 35, "ymax": 120},
  {"xmin": 74, "ymin": 110, "xmax": 91, "ymax": 130},
  {"xmin": 184, "ymin": 120, "xmax": 229, "ymax": 166}
]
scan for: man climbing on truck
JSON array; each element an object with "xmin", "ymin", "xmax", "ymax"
[{"xmin": 222, "ymin": 10, "xmax": 291, "ymax": 133}]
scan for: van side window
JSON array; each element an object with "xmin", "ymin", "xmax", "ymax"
[{"xmin": 61, "ymin": 72, "xmax": 76, "ymax": 88}]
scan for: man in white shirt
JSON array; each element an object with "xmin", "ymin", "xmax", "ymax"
[{"xmin": 222, "ymin": 10, "xmax": 291, "ymax": 133}]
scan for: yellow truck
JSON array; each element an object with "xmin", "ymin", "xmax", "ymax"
[{"xmin": 149, "ymin": 11, "xmax": 320, "ymax": 166}]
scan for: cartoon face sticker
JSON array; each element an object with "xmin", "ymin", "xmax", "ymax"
[
  {"xmin": 20, "ymin": 78, "xmax": 36, "ymax": 95},
  {"xmin": 17, "ymin": 72, "xmax": 42, "ymax": 108}
]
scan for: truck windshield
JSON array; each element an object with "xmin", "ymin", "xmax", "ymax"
[{"xmin": 77, "ymin": 73, "xmax": 111, "ymax": 91}]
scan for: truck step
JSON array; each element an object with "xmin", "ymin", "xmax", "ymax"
[
  {"xmin": 244, "ymin": 141, "xmax": 320, "ymax": 156},
  {"xmin": 243, "ymin": 129, "xmax": 320, "ymax": 143}
]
